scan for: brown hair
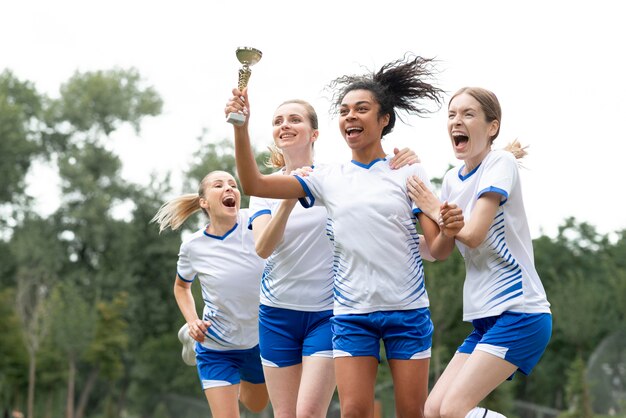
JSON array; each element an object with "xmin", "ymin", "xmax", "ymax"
[
  {"xmin": 450, "ymin": 87, "xmax": 501, "ymax": 143},
  {"xmin": 266, "ymin": 99, "xmax": 318, "ymax": 169},
  {"xmin": 451, "ymin": 87, "xmax": 527, "ymax": 160}
]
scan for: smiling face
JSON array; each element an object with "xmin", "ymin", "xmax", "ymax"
[
  {"xmin": 272, "ymin": 102, "xmax": 318, "ymax": 155},
  {"xmin": 447, "ymin": 92, "xmax": 500, "ymax": 171},
  {"xmin": 338, "ymin": 89, "xmax": 389, "ymax": 159},
  {"xmin": 198, "ymin": 171, "xmax": 240, "ymax": 220}
]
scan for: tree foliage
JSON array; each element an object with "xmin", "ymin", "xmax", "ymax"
[{"xmin": 1, "ymin": 68, "xmax": 623, "ymax": 418}]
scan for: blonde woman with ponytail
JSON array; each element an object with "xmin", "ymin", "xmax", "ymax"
[
  {"xmin": 152, "ymin": 170, "xmax": 268, "ymax": 418},
  {"xmin": 408, "ymin": 87, "xmax": 552, "ymax": 418}
]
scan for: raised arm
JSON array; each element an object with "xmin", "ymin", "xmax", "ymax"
[{"xmin": 225, "ymin": 88, "xmax": 305, "ymax": 199}]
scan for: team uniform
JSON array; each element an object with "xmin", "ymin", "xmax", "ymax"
[
  {"xmin": 176, "ymin": 209, "xmax": 266, "ymax": 388},
  {"xmin": 248, "ymin": 170, "xmax": 335, "ymax": 367},
  {"xmin": 295, "ymin": 157, "xmax": 434, "ymax": 361},
  {"xmin": 441, "ymin": 150, "xmax": 552, "ymax": 375}
]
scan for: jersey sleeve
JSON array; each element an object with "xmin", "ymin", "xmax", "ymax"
[
  {"xmin": 477, "ymin": 151, "xmax": 518, "ymax": 205},
  {"xmin": 176, "ymin": 240, "xmax": 197, "ymax": 283},
  {"xmin": 247, "ymin": 196, "xmax": 272, "ymax": 230},
  {"xmin": 294, "ymin": 165, "xmax": 328, "ymax": 209}
]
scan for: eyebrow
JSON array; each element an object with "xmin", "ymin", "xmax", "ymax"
[{"xmin": 340, "ymin": 100, "xmax": 370, "ymax": 107}]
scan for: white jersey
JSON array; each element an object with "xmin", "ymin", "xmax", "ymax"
[
  {"xmin": 249, "ymin": 182, "xmax": 335, "ymax": 311},
  {"xmin": 441, "ymin": 150, "xmax": 551, "ymax": 321},
  {"xmin": 176, "ymin": 209, "xmax": 264, "ymax": 351},
  {"xmin": 295, "ymin": 157, "xmax": 432, "ymax": 315}
]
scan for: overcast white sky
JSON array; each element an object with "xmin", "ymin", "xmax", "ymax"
[{"xmin": 2, "ymin": 0, "xmax": 625, "ymax": 238}]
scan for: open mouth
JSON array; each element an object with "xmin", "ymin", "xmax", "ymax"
[
  {"xmin": 453, "ymin": 134, "xmax": 469, "ymax": 146},
  {"xmin": 345, "ymin": 127, "xmax": 363, "ymax": 138},
  {"xmin": 222, "ymin": 196, "xmax": 236, "ymax": 208}
]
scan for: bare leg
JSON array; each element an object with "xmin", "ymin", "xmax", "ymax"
[
  {"xmin": 425, "ymin": 353, "xmax": 470, "ymax": 418},
  {"xmin": 440, "ymin": 351, "xmax": 517, "ymax": 418},
  {"xmin": 335, "ymin": 356, "xmax": 379, "ymax": 418},
  {"xmin": 204, "ymin": 385, "xmax": 241, "ymax": 418},
  {"xmin": 239, "ymin": 381, "xmax": 269, "ymax": 413},
  {"xmin": 296, "ymin": 356, "xmax": 336, "ymax": 418},
  {"xmin": 263, "ymin": 364, "xmax": 302, "ymax": 418},
  {"xmin": 388, "ymin": 358, "xmax": 430, "ymax": 418}
]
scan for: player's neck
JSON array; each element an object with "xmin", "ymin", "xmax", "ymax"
[
  {"xmin": 283, "ymin": 151, "xmax": 313, "ymax": 173},
  {"xmin": 206, "ymin": 215, "xmax": 238, "ymax": 236}
]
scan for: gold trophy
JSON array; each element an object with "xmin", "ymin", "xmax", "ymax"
[{"xmin": 226, "ymin": 47, "xmax": 263, "ymax": 126}]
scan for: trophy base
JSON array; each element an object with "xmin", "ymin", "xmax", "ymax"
[{"xmin": 226, "ymin": 112, "xmax": 246, "ymax": 126}]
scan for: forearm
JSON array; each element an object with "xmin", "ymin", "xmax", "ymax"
[
  {"xmin": 429, "ymin": 232, "xmax": 457, "ymax": 260},
  {"xmin": 173, "ymin": 279, "xmax": 198, "ymax": 323},
  {"xmin": 255, "ymin": 200, "xmax": 298, "ymax": 259},
  {"xmin": 454, "ymin": 193, "xmax": 501, "ymax": 249},
  {"xmin": 233, "ymin": 126, "xmax": 264, "ymax": 196}
]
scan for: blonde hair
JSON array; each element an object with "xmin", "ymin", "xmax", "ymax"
[
  {"xmin": 452, "ymin": 87, "xmax": 529, "ymax": 161},
  {"xmin": 503, "ymin": 139, "xmax": 529, "ymax": 161},
  {"xmin": 151, "ymin": 172, "xmax": 220, "ymax": 233},
  {"xmin": 266, "ymin": 145, "xmax": 285, "ymax": 169},
  {"xmin": 266, "ymin": 99, "xmax": 318, "ymax": 169}
]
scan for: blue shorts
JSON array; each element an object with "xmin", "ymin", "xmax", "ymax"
[
  {"xmin": 195, "ymin": 344, "xmax": 265, "ymax": 389},
  {"xmin": 259, "ymin": 305, "xmax": 333, "ymax": 368},
  {"xmin": 331, "ymin": 308, "xmax": 433, "ymax": 361},
  {"xmin": 458, "ymin": 311, "xmax": 552, "ymax": 377}
]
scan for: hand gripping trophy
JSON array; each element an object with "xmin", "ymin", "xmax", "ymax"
[{"xmin": 226, "ymin": 47, "xmax": 262, "ymax": 126}]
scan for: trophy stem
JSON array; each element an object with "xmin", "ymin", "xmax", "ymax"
[
  {"xmin": 238, "ymin": 65, "xmax": 252, "ymax": 91},
  {"xmin": 226, "ymin": 46, "xmax": 262, "ymax": 126}
]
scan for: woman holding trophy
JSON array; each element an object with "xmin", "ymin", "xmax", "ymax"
[{"xmin": 226, "ymin": 53, "xmax": 461, "ymax": 418}]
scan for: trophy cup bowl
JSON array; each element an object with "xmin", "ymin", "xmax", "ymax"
[{"xmin": 226, "ymin": 47, "xmax": 263, "ymax": 126}]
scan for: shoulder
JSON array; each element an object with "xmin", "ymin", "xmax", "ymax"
[
  {"xmin": 487, "ymin": 149, "xmax": 517, "ymax": 167},
  {"xmin": 239, "ymin": 208, "xmax": 254, "ymax": 224},
  {"xmin": 180, "ymin": 227, "xmax": 206, "ymax": 251}
]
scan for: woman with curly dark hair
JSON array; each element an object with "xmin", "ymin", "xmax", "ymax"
[{"xmin": 226, "ymin": 54, "xmax": 462, "ymax": 418}]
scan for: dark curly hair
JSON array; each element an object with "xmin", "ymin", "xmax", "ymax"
[{"xmin": 328, "ymin": 53, "xmax": 444, "ymax": 137}]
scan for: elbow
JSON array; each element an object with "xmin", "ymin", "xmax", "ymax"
[
  {"xmin": 241, "ymin": 183, "xmax": 255, "ymax": 196},
  {"xmin": 464, "ymin": 234, "xmax": 484, "ymax": 249},
  {"xmin": 430, "ymin": 248, "xmax": 449, "ymax": 262},
  {"xmin": 255, "ymin": 243, "xmax": 271, "ymax": 260}
]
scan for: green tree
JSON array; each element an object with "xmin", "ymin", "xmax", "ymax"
[
  {"xmin": 11, "ymin": 215, "xmax": 65, "ymax": 418},
  {"xmin": 49, "ymin": 282, "xmax": 95, "ymax": 418},
  {"xmin": 56, "ymin": 68, "xmax": 162, "ymax": 136},
  {"xmin": 0, "ymin": 70, "xmax": 42, "ymax": 207},
  {"xmin": 0, "ymin": 288, "xmax": 28, "ymax": 414},
  {"xmin": 76, "ymin": 292, "xmax": 129, "ymax": 418}
]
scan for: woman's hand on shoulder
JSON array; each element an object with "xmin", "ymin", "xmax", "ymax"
[
  {"xmin": 289, "ymin": 166, "xmax": 313, "ymax": 177},
  {"xmin": 407, "ymin": 175, "xmax": 440, "ymax": 221},
  {"xmin": 390, "ymin": 147, "xmax": 420, "ymax": 169}
]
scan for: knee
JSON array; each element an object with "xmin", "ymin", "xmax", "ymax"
[
  {"xmin": 439, "ymin": 400, "xmax": 469, "ymax": 418},
  {"xmin": 296, "ymin": 404, "xmax": 327, "ymax": 418},
  {"xmin": 240, "ymin": 390, "xmax": 269, "ymax": 413},
  {"xmin": 340, "ymin": 403, "xmax": 371, "ymax": 418},
  {"xmin": 424, "ymin": 398, "xmax": 441, "ymax": 418}
]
